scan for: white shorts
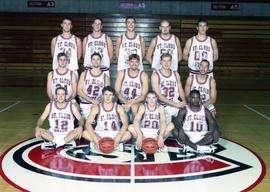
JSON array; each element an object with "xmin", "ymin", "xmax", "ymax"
[
  {"xmin": 141, "ymin": 128, "xmax": 159, "ymax": 139},
  {"xmin": 164, "ymin": 105, "xmax": 180, "ymax": 123},
  {"xmin": 185, "ymin": 131, "xmax": 208, "ymax": 143},
  {"xmin": 48, "ymin": 127, "xmax": 73, "ymax": 140},
  {"xmin": 95, "ymin": 130, "xmax": 119, "ymax": 138},
  {"xmin": 80, "ymin": 102, "xmax": 93, "ymax": 119}
]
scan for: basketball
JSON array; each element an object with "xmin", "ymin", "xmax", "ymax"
[
  {"xmin": 142, "ymin": 138, "xmax": 158, "ymax": 154},
  {"xmin": 98, "ymin": 137, "xmax": 115, "ymax": 154}
]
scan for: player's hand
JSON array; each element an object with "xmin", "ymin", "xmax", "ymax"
[
  {"xmin": 74, "ymin": 127, "xmax": 83, "ymax": 139},
  {"xmin": 136, "ymin": 136, "xmax": 143, "ymax": 149},
  {"xmin": 176, "ymin": 101, "xmax": 186, "ymax": 108},
  {"xmin": 122, "ymin": 103, "xmax": 131, "ymax": 110},
  {"xmin": 91, "ymin": 99, "xmax": 100, "ymax": 105},
  {"xmin": 157, "ymin": 137, "xmax": 164, "ymax": 148}
]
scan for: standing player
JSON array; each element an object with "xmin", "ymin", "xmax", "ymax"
[
  {"xmin": 83, "ymin": 17, "xmax": 113, "ymax": 74},
  {"xmin": 185, "ymin": 60, "xmax": 217, "ymax": 117},
  {"xmin": 51, "ymin": 18, "xmax": 82, "ymax": 77},
  {"xmin": 35, "ymin": 87, "xmax": 84, "ymax": 149},
  {"xmin": 115, "ymin": 16, "xmax": 145, "ymax": 71},
  {"xmin": 115, "ymin": 54, "xmax": 148, "ymax": 121},
  {"xmin": 151, "ymin": 53, "xmax": 186, "ymax": 123},
  {"xmin": 183, "ymin": 19, "xmax": 218, "ymax": 75},
  {"xmin": 77, "ymin": 53, "xmax": 110, "ymax": 119},
  {"xmin": 146, "ymin": 20, "xmax": 182, "ymax": 71},
  {"xmin": 128, "ymin": 91, "xmax": 174, "ymax": 149},
  {"xmin": 83, "ymin": 86, "xmax": 131, "ymax": 151},
  {"xmin": 173, "ymin": 90, "xmax": 220, "ymax": 153},
  {"xmin": 47, "ymin": 52, "xmax": 77, "ymax": 102}
]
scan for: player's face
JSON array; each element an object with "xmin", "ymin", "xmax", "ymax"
[
  {"xmin": 56, "ymin": 89, "xmax": 66, "ymax": 103},
  {"xmin": 146, "ymin": 93, "xmax": 157, "ymax": 107},
  {"xmin": 103, "ymin": 91, "xmax": 114, "ymax": 104},
  {"xmin": 161, "ymin": 56, "xmax": 172, "ymax": 70},
  {"xmin": 129, "ymin": 58, "xmax": 139, "ymax": 70},
  {"xmin": 91, "ymin": 55, "xmax": 101, "ymax": 68},
  {"xmin": 190, "ymin": 93, "xmax": 201, "ymax": 107},
  {"xmin": 126, "ymin": 19, "xmax": 135, "ymax": 32},
  {"xmin": 197, "ymin": 22, "xmax": 208, "ymax": 35},
  {"xmin": 58, "ymin": 56, "xmax": 67, "ymax": 68},
  {"xmin": 61, "ymin": 19, "xmax": 72, "ymax": 33},
  {"xmin": 199, "ymin": 61, "xmax": 209, "ymax": 75},
  {"xmin": 92, "ymin": 19, "xmax": 102, "ymax": 32},
  {"xmin": 160, "ymin": 21, "xmax": 171, "ymax": 35}
]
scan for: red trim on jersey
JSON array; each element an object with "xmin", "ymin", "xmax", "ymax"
[
  {"xmin": 101, "ymin": 102, "xmax": 114, "ymax": 112},
  {"xmin": 89, "ymin": 68, "xmax": 103, "ymax": 77},
  {"xmin": 127, "ymin": 68, "xmax": 140, "ymax": 79},
  {"xmin": 195, "ymin": 74, "xmax": 208, "ymax": 85},
  {"xmin": 54, "ymin": 101, "xmax": 69, "ymax": 110},
  {"xmin": 159, "ymin": 69, "xmax": 172, "ymax": 78},
  {"xmin": 124, "ymin": 33, "xmax": 137, "ymax": 40},
  {"xmin": 55, "ymin": 68, "xmax": 69, "ymax": 76},
  {"xmin": 90, "ymin": 33, "xmax": 103, "ymax": 39},
  {"xmin": 159, "ymin": 34, "xmax": 173, "ymax": 41},
  {"xmin": 194, "ymin": 35, "xmax": 208, "ymax": 43},
  {"xmin": 60, "ymin": 34, "xmax": 73, "ymax": 40}
]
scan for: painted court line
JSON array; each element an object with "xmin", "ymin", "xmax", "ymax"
[
  {"xmin": 243, "ymin": 105, "xmax": 270, "ymax": 121},
  {"xmin": 0, "ymin": 101, "xmax": 21, "ymax": 113}
]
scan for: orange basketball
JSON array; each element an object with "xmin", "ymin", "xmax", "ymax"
[
  {"xmin": 142, "ymin": 138, "xmax": 158, "ymax": 154},
  {"xmin": 98, "ymin": 137, "xmax": 115, "ymax": 154}
]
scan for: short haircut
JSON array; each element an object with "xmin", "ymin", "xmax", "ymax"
[
  {"xmin": 160, "ymin": 53, "xmax": 172, "ymax": 60},
  {"xmin": 147, "ymin": 90, "xmax": 157, "ymax": 97},
  {"xmin": 125, "ymin": 16, "xmax": 136, "ymax": 23},
  {"xmin": 190, "ymin": 89, "xmax": 200, "ymax": 98},
  {"xmin": 200, "ymin": 59, "xmax": 210, "ymax": 68},
  {"xmin": 160, "ymin": 19, "xmax": 170, "ymax": 26},
  {"xmin": 129, "ymin": 54, "xmax": 140, "ymax": 61},
  {"xmin": 57, "ymin": 52, "xmax": 67, "ymax": 60},
  {"xmin": 197, "ymin": 18, "xmax": 208, "ymax": 26},
  {"xmin": 93, "ymin": 17, "xmax": 103, "ymax": 24},
  {"xmin": 91, "ymin": 52, "xmax": 102, "ymax": 60},
  {"xmin": 102, "ymin": 86, "xmax": 115, "ymax": 95},
  {"xmin": 55, "ymin": 87, "xmax": 67, "ymax": 95},
  {"xmin": 62, "ymin": 17, "xmax": 72, "ymax": 23}
]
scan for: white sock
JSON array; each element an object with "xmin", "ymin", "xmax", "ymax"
[{"xmin": 53, "ymin": 138, "xmax": 65, "ymax": 148}]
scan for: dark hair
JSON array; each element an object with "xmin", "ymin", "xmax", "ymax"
[
  {"xmin": 93, "ymin": 17, "xmax": 103, "ymax": 24},
  {"xmin": 55, "ymin": 87, "xmax": 67, "ymax": 95},
  {"xmin": 102, "ymin": 86, "xmax": 115, "ymax": 95},
  {"xmin": 147, "ymin": 90, "xmax": 157, "ymax": 97},
  {"xmin": 125, "ymin": 16, "xmax": 136, "ymax": 23},
  {"xmin": 190, "ymin": 89, "xmax": 200, "ymax": 98},
  {"xmin": 200, "ymin": 59, "xmax": 210, "ymax": 67},
  {"xmin": 57, "ymin": 52, "xmax": 67, "ymax": 60},
  {"xmin": 197, "ymin": 18, "xmax": 208, "ymax": 26},
  {"xmin": 62, "ymin": 17, "xmax": 72, "ymax": 23},
  {"xmin": 160, "ymin": 53, "xmax": 172, "ymax": 60},
  {"xmin": 91, "ymin": 52, "xmax": 102, "ymax": 60},
  {"xmin": 129, "ymin": 54, "xmax": 140, "ymax": 61}
]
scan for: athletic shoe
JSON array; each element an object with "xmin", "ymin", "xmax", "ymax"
[
  {"xmin": 64, "ymin": 141, "xmax": 76, "ymax": 149},
  {"xmin": 41, "ymin": 142, "xmax": 56, "ymax": 150},
  {"xmin": 158, "ymin": 145, "xmax": 168, "ymax": 153},
  {"xmin": 196, "ymin": 145, "xmax": 217, "ymax": 154},
  {"xmin": 117, "ymin": 143, "xmax": 124, "ymax": 152}
]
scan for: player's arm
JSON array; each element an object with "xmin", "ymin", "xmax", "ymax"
[
  {"xmin": 205, "ymin": 108, "xmax": 219, "ymax": 135},
  {"xmin": 203, "ymin": 78, "xmax": 217, "ymax": 107},
  {"xmin": 146, "ymin": 37, "xmax": 157, "ymax": 65},
  {"xmin": 175, "ymin": 72, "xmax": 187, "ymax": 107},
  {"xmin": 184, "ymin": 75, "xmax": 192, "ymax": 99},
  {"xmin": 175, "ymin": 36, "xmax": 183, "ymax": 62},
  {"xmin": 46, "ymin": 71, "xmax": 54, "ymax": 101},
  {"xmin": 86, "ymin": 105, "xmax": 100, "ymax": 146},
  {"xmin": 35, "ymin": 103, "xmax": 51, "ymax": 138},
  {"xmin": 70, "ymin": 71, "xmax": 77, "ymax": 100},
  {"xmin": 71, "ymin": 103, "xmax": 84, "ymax": 139},
  {"xmin": 77, "ymin": 71, "xmax": 90, "ymax": 102},
  {"xmin": 128, "ymin": 72, "xmax": 148, "ymax": 105},
  {"xmin": 114, "ymin": 105, "xmax": 129, "ymax": 147},
  {"xmin": 50, "ymin": 37, "xmax": 56, "ymax": 57},
  {"xmin": 114, "ymin": 70, "xmax": 128, "ymax": 104},
  {"xmin": 82, "ymin": 36, "xmax": 88, "ymax": 58},
  {"xmin": 182, "ymin": 38, "xmax": 192, "ymax": 61},
  {"xmin": 76, "ymin": 36, "xmax": 82, "ymax": 60},
  {"xmin": 106, "ymin": 36, "xmax": 114, "ymax": 64},
  {"xmin": 115, "ymin": 36, "xmax": 122, "ymax": 60},
  {"xmin": 140, "ymin": 36, "xmax": 146, "ymax": 60},
  {"xmin": 133, "ymin": 104, "xmax": 145, "ymax": 139},
  {"xmin": 105, "ymin": 74, "xmax": 110, "ymax": 87},
  {"xmin": 211, "ymin": 38, "xmax": 219, "ymax": 62},
  {"xmin": 157, "ymin": 105, "xmax": 167, "ymax": 148}
]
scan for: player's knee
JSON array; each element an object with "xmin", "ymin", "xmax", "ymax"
[
  {"xmin": 213, "ymin": 130, "xmax": 220, "ymax": 143},
  {"xmin": 167, "ymin": 122, "xmax": 175, "ymax": 131}
]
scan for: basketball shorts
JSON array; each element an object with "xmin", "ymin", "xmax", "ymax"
[
  {"xmin": 48, "ymin": 127, "xmax": 74, "ymax": 140},
  {"xmin": 164, "ymin": 105, "xmax": 180, "ymax": 123},
  {"xmin": 141, "ymin": 128, "xmax": 160, "ymax": 139},
  {"xmin": 95, "ymin": 130, "xmax": 119, "ymax": 138},
  {"xmin": 79, "ymin": 102, "xmax": 93, "ymax": 119},
  {"xmin": 185, "ymin": 131, "xmax": 208, "ymax": 143}
]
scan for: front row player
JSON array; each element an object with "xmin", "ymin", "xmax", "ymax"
[
  {"xmin": 172, "ymin": 90, "xmax": 220, "ymax": 153},
  {"xmin": 35, "ymin": 87, "xmax": 84, "ymax": 149},
  {"xmin": 128, "ymin": 91, "xmax": 174, "ymax": 150},
  {"xmin": 83, "ymin": 86, "xmax": 131, "ymax": 151}
]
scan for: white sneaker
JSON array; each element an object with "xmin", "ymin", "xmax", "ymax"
[
  {"xmin": 89, "ymin": 142, "xmax": 96, "ymax": 150},
  {"xmin": 117, "ymin": 143, "xmax": 124, "ymax": 152},
  {"xmin": 182, "ymin": 144, "xmax": 196, "ymax": 153},
  {"xmin": 197, "ymin": 145, "xmax": 216, "ymax": 154},
  {"xmin": 64, "ymin": 141, "xmax": 76, "ymax": 149},
  {"xmin": 41, "ymin": 142, "xmax": 56, "ymax": 150},
  {"xmin": 158, "ymin": 145, "xmax": 168, "ymax": 153}
]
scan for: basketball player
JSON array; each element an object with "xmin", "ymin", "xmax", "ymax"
[
  {"xmin": 185, "ymin": 60, "xmax": 217, "ymax": 117},
  {"xmin": 151, "ymin": 53, "xmax": 186, "ymax": 123},
  {"xmin": 47, "ymin": 52, "xmax": 77, "ymax": 102},
  {"xmin": 115, "ymin": 54, "xmax": 148, "ymax": 121},
  {"xmin": 183, "ymin": 19, "xmax": 218, "ymax": 75},
  {"xmin": 83, "ymin": 17, "xmax": 113, "ymax": 74},
  {"xmin": 51, "ymin": 18, "xmax": 82, "ymax": 77},
  {"xmin": 35, "ymin": 87, "xmax": 84, "ymax": 149},
  {"xmin": 115, "ymin": 16, "xmax": 145, "ymax": 71},
  {"xmin": 146, "ymin": 20, "xmax": 182, "ymax": 71},
  {"xmin": 83, "ymin": 86, "xmax": 131, "ymax": 151},
  {"xmin": 77, "ymin": 52, "xmax": 110, "ymax": 119},
  {"xmin": 128, "ymin": 91, "xmax": 174, "ymax": 149},
  {"xmin": 172, "ymin": 90, "xmax": 220, "ymax": 153}
]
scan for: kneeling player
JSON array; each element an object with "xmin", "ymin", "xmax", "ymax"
[
  {"xmin": 83, "ymin": 86, "xmax": 131, "ymax": 151},
  {"xmin": 35, "ymin": 87, "xmax": 84, "ymax": 149},
  {"xmin": 173, "ymin": 90, "xmax": 220, "ymax": 153},
  {"xmin": 128, "ymin": 91, "xmax": 174, "ymax": 150}
]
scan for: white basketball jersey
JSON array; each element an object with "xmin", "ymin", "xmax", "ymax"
[
  {"xmin": 120, "ymin": 69, "xmax": 142, "ymax": 101},
  {"xmin": 117, "ymin": 34, "xmax": 143, "ymax": 71},
  {"xmin": 152, "ymin": 35, "xmax": 179, "ymax": 71},
  {"xmin": 81, "ymin": 69, "xmax": 106, "ymax": 103},
  {"xmin": 83, "ymin": 33, "xmax": 110, "ymax": 69},
  {"xmin": 141, "ymin": 104, "xmax": 161, "ymax": 129},
  {"xmin": 156, "ymin": 69, "xmax": 179, "ymax": 104},
  {"xmin": 188, "ymin": 36, "xmax": 214, "ymax": 71},
  {"xmin": 183, "ymin": 105, "xmax": 208, "ymax": 133},
  {"xmin": 53, "ymin": 35, "xmax": 78, "ymax": 70},
  {"xmin": 48, "ymin": 101, "xmax": 74, "ymax": 133},
  {"xmin": 51, "ymin": 69, "xmax": 73, "ymax": 100},
  {"xmin": 191, "ymin": 74, "xmax": 212, "ymax": 103},
  {"xmin": 95, "ymin": 103, "xmax": 120, "ymax": 131}
]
